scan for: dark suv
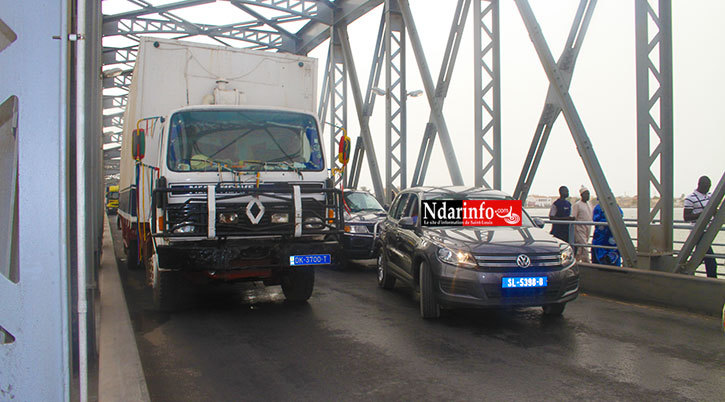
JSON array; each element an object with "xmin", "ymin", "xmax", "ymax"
[
  {"xmin": 376, "ymin": 186, "xmax": 579, "ymax": 318},
  {"xmin": 339, "ymin": 189, "xmax": 387, "ymax": 262}
]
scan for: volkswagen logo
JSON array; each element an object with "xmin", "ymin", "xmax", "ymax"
[{"xmin": 516, "ymin": 254, "xmax": 531, "ymax": 268}]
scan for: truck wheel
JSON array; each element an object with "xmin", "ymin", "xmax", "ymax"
[
  {"xmin": 126, "ymin": 241, "xmax": 143, "ymax": 270},
  {"xmin": 377, "ymin": 252, "xmax": 395, "ymax": 289},
  {"xmin": 281, "ymin": 268, "xmax": 315, "ymax": 303},
  {"xmin": 419, "ymin": 261, "xmax": 440, "ymax": 319},
  {"xmin": 542, "ymin": 302, "xmax": 566, "ymax": 316},
  {"xmin": 151, "ymin": 254, "xmax": 180, "ymax": 312}
]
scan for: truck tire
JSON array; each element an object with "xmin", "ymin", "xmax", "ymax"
[
  {"xmin": 377, "ymin": 252, "xmax": 395, "ymax": 289},
  {"xmin": 126, "ymin": 240, "xmax": 143, "ymax": 270},
  {"xmin": 151, "ymin": 254, "xmax": 180, "ymax": 312},
  {"xmin": 281, "ymin": 268, "xmax": 315, "ymax": 303},
  {"xmin": 419, "ymin": 261, "xmax": 440, "ymax": 319}
]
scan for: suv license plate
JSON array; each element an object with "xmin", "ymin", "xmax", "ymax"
[
  {"xmin": 289, "ymin": 254, "xmax": 331, "ymax": 266},
  {"xmin": 502, "ymin": 276, "xmax": 547, "ymax": 288}
]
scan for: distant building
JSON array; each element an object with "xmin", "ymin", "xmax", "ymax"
[{"xmin": 526, "ymin": 196, "xmax": 553, "ymax": 208}]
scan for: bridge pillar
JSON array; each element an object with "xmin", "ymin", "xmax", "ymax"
[{"xmin": 635, "ymin": 0, "xmax": 674, "ymax": 270}]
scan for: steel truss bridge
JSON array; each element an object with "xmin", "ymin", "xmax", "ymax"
[{"xmin": 0, "ymin": 0, "xmax": 723, "ymax": 400}]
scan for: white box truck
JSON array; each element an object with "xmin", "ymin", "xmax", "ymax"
[{"xmin": 118, "ymin": 38, "xmax": 342, "ymax": 310}]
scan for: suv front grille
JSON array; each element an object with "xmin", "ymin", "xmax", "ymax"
[{"xmin": 474, "ymin": 252, "xmax": 560, "ymax": 269}]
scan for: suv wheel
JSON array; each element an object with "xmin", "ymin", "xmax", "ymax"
[
  {"xmin": 542, "ymin": 302, "xmax": 566, "ymax": 316},
  {"xmin": 419, "ymin": 261, "xmax": 440, "ymax": 319},
  {"xmin": 377, "ymin": 252, "xmax": 396, "ymax": 289}
]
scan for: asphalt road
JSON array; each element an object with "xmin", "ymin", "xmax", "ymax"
[{"xmin": 110, "ymin": 223, "xmax": 725, "ymax": 402}]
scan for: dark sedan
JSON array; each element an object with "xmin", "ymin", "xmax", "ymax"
[
  {"xmin": 338, "ymin": 189, "xmax": 387, "ymax": 263},
  {"xmin": 376, "ymin": 186, "xmax": 579, "ymax": 318}
]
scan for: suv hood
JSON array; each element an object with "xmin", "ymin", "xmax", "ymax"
[{"xmin": 423, "ymin": 226, "xmax": 563, "ymax": 255}]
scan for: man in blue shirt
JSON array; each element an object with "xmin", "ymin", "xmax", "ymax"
[{"xmin": 549, "ymin": 186, "xmax": 573, "ymax": 242}]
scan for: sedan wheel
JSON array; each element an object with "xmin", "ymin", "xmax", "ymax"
[
  {"xmin": 419, "ymin": 261, "xmax": 440, "ymax": 319},
  {"xmin": 377, "ymin": 252, "xmax": 396, "ymax": 289}
]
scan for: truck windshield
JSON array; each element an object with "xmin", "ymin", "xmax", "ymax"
[{"xmin": 167, "ymin": 109, "xmax": 324, "ymax": 172}]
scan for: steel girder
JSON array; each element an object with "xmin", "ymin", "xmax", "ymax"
[
  {"xmin": 410, "ymin": 0, "xmax": 470, "ymax": 188},
  {"xmin": 512, "ymin": 0, "xmax": 596, "ymax": 202},
  {"xmin": 635, "ymin": 0, "xmax": 675, "ymax": 270},
  {"xmin": 384, "ymin": 0, "xmax": 406, "ymax": 203},
  {"xmin": 473, "ymin": 0, "xmax": 501, "ymax": 189},
  {"xmin": 328, "ymin": 29, "xmax": 348, "ymax": 185},
  {"xmin": 396, "ymin": 0, "xmax": 463, "ymax": 186},
  {"xmin": 348, "ymin": 12, "xmax": 386, "ymax": 190},
  {"xmin": 294, "ymin": 0, "xmax": 382, "ymax": 55},
  {"xmin": 674, "ymin": 172, "xmax": 725, "ymax": 275},
  {"xmin": 336, "ymin": 25, "xmax": 385, "ymax": 200},
  {"xmin": 514, "ymin": 0, "xmax": 638, "ymax": 267}
]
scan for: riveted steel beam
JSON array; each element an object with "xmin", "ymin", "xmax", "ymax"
[
  {"xmin": 336, "ymin": 25, "xmax": 385, "ymax": 200},
  {"xmin": 411, "ymin": 0, "xmax": 470, "ymax": 187},
  {"xmin": 514, "ymin": 0, "xmax": 637, "ymax": 267},
  {"xmin": 397, "ymin": 0, "xmax": 463, "ymax": 186},
  {"xmin": 513, "ymin": 0, "xmax": 596, "ymax": 202},
  {"xmin": 635, "ymin": 0, "xmax": 674, "ymax": 270}
]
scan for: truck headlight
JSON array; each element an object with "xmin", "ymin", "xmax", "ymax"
[
  {"xmin": 344, "ymin": 224, "xmax": 369, "ymax": 234},
  {"xmin": 437, "ymin": 247, "xmax": 477, "ymax": 268},
  {"xmin": 303, "ymin": 217, "xmax": 324, "ymax": 230},
  {"xmin": 271, "ymin": 213, "xmax": 289, "ymax": 223},
  {"xmin": 560, "ymin": 244, "xmax": 575, "ymax": 266},
  {"xmin": 219, "ymin": 212, "xmax": 238, "ymax": 224},
  {"xmin": 173, "ymin": 224, "xmax": 195, "ymax": 234}
]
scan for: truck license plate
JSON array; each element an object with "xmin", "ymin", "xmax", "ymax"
[{"xmin": 289, "ymin": 254, "xmax": 331, "ymax": 266}]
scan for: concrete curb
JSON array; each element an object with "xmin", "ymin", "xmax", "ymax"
[
  {"xmin": 99, "ymin": 215, "xmax": 151, "ymax": 401},
  {"xmin": 579, "ymin": 262, "xmax": 725, "ymax": 317}
]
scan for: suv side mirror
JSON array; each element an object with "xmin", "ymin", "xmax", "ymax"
[
  {"xmin": 533, "ymin": 217, "xmax": 545, "ymax": 228},
  {"xmin": 399, "ymin": 216, "xmax": 417, "ymax": 230}
]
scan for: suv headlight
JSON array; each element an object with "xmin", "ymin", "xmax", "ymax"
[
  {"xmin": 560, "ymin": 244, "xmax": 575, "ymax": 266},
  {"xmin": 344, "ymin": 224, "xmax": 369, "ymax": 234},
  {"xmin": 437, "ymin": 247, "xmax": 477, "ymax": 268}
]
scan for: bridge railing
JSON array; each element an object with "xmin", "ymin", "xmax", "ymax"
[{"xmin": 532, "ymin": 217, "xmax": 724, "ymax": 277}]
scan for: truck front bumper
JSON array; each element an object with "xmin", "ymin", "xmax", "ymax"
[{"xmin": 156, "ymin": 238, "xmax": 339, "ymax": 273}]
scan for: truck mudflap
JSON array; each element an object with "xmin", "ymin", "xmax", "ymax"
[{"xmin": 155, "ymin": 239, "xmax": 340, "ymax": 273}]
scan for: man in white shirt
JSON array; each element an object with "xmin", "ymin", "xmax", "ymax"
[
  {"xmin": 571, "ymin": 186, "xmax": 593, "ymax": 262},
  {"xmin": 684, "ymin": 176, "xmax": 717, "ymax": 278}
]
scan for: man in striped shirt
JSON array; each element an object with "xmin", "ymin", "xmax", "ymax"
[{"xmin": 683, "ymin": 176, "xmax": 717, "ymax": 278}]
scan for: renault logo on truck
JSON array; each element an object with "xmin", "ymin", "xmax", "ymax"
[{"xmin": 246, "ymin": 197, "xmax": 265, "ymax": 225}]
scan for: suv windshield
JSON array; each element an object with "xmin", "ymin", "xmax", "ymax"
[
  {"xmin": 344, "ymin": 192, "xmax": 384, "ymax": 213},
  {"xmin": 167, "ymin": 109, "xmax": 324, "ymax": 172}
]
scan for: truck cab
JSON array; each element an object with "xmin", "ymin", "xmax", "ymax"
[{"xmin": 116, "ymin": 38, "xmax": 342, "ymax": 310}]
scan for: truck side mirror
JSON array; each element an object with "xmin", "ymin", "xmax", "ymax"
[
  {"xmin": 132, "ymin": 128, "xmax": 145, "ymax": 160},
  {"xmin": 337, "ymin": 133, "xmax": 350, "ymax": 165},
  {"xmin": 533, "ymin": 217, "xmax": 545, "ymax": 228}
]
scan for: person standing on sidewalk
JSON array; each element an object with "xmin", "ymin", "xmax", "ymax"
[
  {"xmin": 684, "ymin": 176, "xmax": 718, "ymax": 278},
  {"xmin": 571, "ymin": 186, "xmax": 593, "ymax": 262},
  {"xmin": 549, "ymin": 186, "xmax": 574, "ymax": 242}
]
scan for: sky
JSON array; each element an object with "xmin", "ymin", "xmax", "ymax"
[
  {"xmin": 307, "ymin": 0, "xmax": 725, "ymax": 198},
  {"xmin": 103, "ymin": 0, "xmax": 725, "ymax": 198}
]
